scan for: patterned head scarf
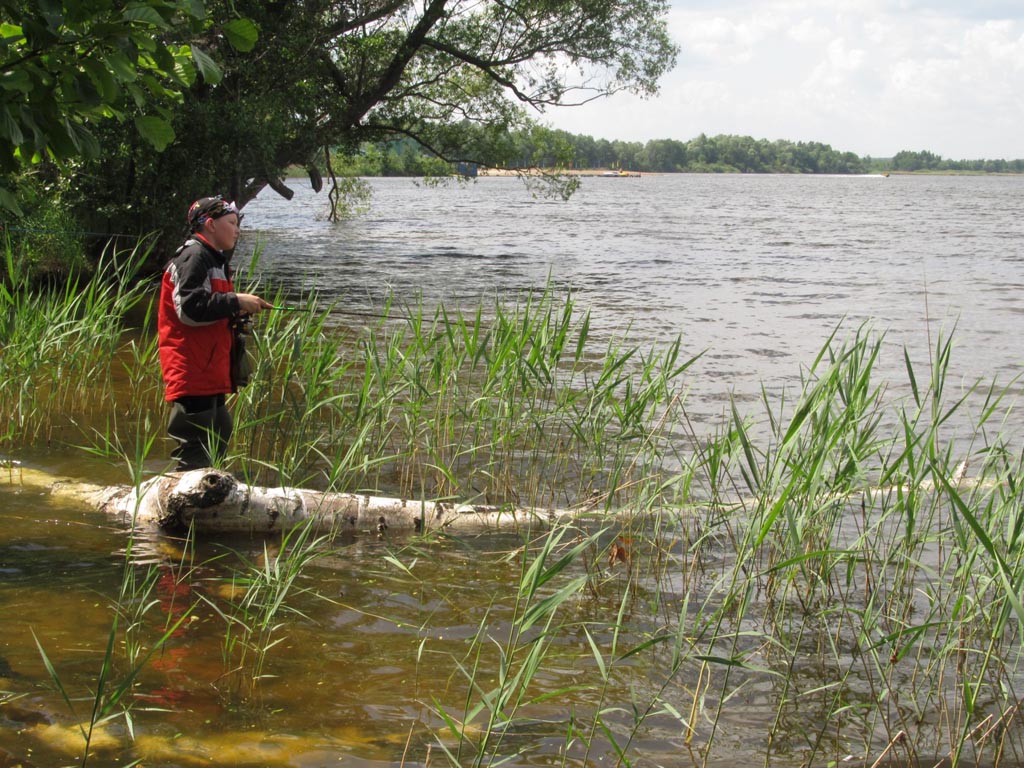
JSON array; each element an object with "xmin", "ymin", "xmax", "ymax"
[{"xmin": 187, "ymin": 196, "xmax": 243, "ymax": 232}]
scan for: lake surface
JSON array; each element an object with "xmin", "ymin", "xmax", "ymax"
[
  {"xmin": 242, "ymin": 173, "xmax": 1024, "ymax": 429},
  {"xmin": 3, "ymin": 173, "xmax": 1024, "ymax": 768}
]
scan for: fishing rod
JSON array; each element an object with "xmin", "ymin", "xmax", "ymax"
[{"xmin": 267, "ymin": 305, "xmax": 393, "ymax": 320}]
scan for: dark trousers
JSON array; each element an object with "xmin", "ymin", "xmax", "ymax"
[{"xmin": 167, "ymin": 394, "xmax": 233, "ymax": 471}]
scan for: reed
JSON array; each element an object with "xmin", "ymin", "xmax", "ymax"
[
  {"xmin": 401, "ymin": 321, "xmax": 1024, "ymax": 767},
  {"xmin": 652, "ymin": 326, "xmax": 1024, "ymax": 768},
  {"xmin": 434, "ymin": 524, "xmax": 607, "ymax": 766},
  {"xmin": 6, "ymin": 259, "xmax": 1024, "ymax": 766},
  {"xmin": 202, "ymin": 517, "xmax": 333, "ymax": 706},
  {"xmin": 0, "ymin": 237, "xmax": 158, "ymax": 451},
  {"xmin": 224, "ymin": 282, "xmax": 696, "ymax": 511},
  {"xmin": 2, "ymin": 240, "xmax": 695, "ymax": 510},
  {"xmin": 30, "ymin": 450, "xmax": 196, "ymax": 768}
]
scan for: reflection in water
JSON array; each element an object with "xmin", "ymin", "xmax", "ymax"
[{"xmin": 2, "ymin": 493, "xmax": 636, "ymax": 766}]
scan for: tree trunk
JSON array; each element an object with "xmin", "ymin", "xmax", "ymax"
[{"xmin": 10, "ymin": 467, "xmax": 587, "ymax": 535}]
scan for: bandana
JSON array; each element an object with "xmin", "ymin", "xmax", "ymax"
[{"xmin": 187, "ymin": 196, "xmax": 243, "ymax": 232}]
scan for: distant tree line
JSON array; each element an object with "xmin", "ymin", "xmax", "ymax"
[
  {"xmin": 888, "ymin": 150, "xmax": 1024, "ymax": 173},
  {"xmin": 340, "ymin": 130, "xmax": 870, "ymax": 174},
  {"xmin": 338, "ymin": 130, "xmax": 1024, "ymax": 176},
  {"xmin": 549, "ymin": 131, "xmax": 870, "ymax": 173}
]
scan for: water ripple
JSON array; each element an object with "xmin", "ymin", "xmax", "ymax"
[{"xmin": 241, "ymin": 174, "xmax": 1024, "ymax": 429}]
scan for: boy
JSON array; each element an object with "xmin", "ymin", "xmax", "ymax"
[{"xmin": 157, "ymin": 196, "xmax": 271, "ymax": 470}]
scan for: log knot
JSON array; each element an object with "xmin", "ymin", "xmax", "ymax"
[{"xmin": 163, "ymin": 470, "xmax": 237, "ymax": 530}]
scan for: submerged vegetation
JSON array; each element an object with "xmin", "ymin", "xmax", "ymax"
[{"xmin": 2, "ymin": 239, "xmax": 1024, "ymax": 767}]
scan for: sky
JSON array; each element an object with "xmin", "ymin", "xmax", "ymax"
[{"xmin": 542, "ymin": 0, "xmax": 1024, "ymax": 160}]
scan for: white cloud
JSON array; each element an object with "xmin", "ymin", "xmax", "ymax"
[
  {"xmin": 672, "ymin": 10, "xmax": 782, "ymax": 64},
  {"xmin": 543, "ymin": 0, "xmax": 1024, "ymax": 159},
  {"xmin": 789, "ymin": 18, "xmax": 831, "ymax": 44},
  {"xmin": 801, "ymin": 37, "xmax": 867, "ymax": 104}
]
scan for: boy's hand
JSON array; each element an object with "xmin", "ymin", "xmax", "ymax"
[{"xmin": 236, "ymin": 293, "xmax": 273, "ymax": 314}]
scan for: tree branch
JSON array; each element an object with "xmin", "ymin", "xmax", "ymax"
[
  {"xmin": 420, "ymin": 37, "xmax": 535, "ymax": 103},
  {"xmin": 323, "ymin": 0, "xmax": 409, "ymax": 37},
  {"xmin": 360, "ymin": 0, "xmax": 450, "ymax": 113}
]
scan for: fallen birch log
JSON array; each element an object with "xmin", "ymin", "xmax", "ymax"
[
  {"xmin": 6, "ymin": 466, "xmax": 589, "ymax": 535},
  {"xmin": 4, "ymin": 459, "xmax": 986, "ymax": 538}
]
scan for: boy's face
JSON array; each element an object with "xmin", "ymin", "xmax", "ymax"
[{"xmin": 204, "ymin": 213, "xmax": 241, "ymax": 252}]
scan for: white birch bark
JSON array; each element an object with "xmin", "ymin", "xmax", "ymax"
[{"xmin": 8, "ymin": 466, "xmax": 585, "ymax": 534}]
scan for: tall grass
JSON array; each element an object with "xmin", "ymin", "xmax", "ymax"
[
  {"xmin": 227, "ymin": 281, "xmax": 697, "ymax": 509},
  {"xmin": 392, "ymin": 321, "xmax": 1024, "ymax": 767},
  {"xmin": 6, "ymin": 253, "xmax": 1024, "ymax": 767},
  {"xmin": 635, "ymin": 324, "xmax": 1024, "ymax": 768},
  {"xmin": 202, "ymin": 517, "xmax": 333, "ymax": 707},
  {"xmin": 0, "ymin": 236, "xmax": 159, "ymax": 450},
  {"xmin": 2, "ymin": 233, "xmax": 694, "ymax": 511}
]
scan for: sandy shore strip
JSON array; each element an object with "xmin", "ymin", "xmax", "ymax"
[{"xmin": 478, "ymin": 167, "xmax": 645, "ymax": 177}]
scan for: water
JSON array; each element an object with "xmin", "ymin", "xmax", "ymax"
[
  {"xmin": 3, "ymin": 174, "xmax": 1024, "ymax": 767},
  {"xmin": 242, "ymin": 173, "xmax": 1024, "ymax": 426}
]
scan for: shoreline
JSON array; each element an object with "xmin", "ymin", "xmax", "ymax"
[
  {"xmin": 286, "ymin": 167, "xmax": 1024, "ymax": 180},
  {"xmin": 478, "ymin": 167, "xmax": 644, "ymax": 178}
]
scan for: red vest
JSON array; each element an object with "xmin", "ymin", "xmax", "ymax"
[{"xmin": 157, "ymin": 238, "xmax": 239, "ymax": 401}]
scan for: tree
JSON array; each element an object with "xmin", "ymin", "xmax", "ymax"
[
  {"xmin": 891, "ymin": 149, "xmax": 943, "ymax": 172},
  {"xmin": 689, "ymin": 132, "xmax": 716, "ymax": 168},
  {"xmin": 66, "ymin": 0, "xmax": 678, "ymax": 250},
  {"xmin": 611, "ymin": 138, "xmax": 643, "ymax": 170},
  {"xmin": 0, "ymin": 0, "xmax": 257, "ymax": 214},
  {"xmin": 640, "ymin": 138, "xmax": 686, "ymax": 172},
  {"xmin": 573, "ymin": 133, "xmax": 597, "ymax": 168}
]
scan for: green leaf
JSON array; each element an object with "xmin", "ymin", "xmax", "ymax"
[
  {"xmin": 222, "ymin": 18, "xmax": 258, "ymax": 52},
  {"xmin": 150, "ymin": 43, "xmax": 175, "ymax": 73},
  {"xmin": 45, "ymin": 120, "xmax": 77, "ymax": 158},
  {"xmin": 582, "ymin": 626, "xmax": 607, "ymax": 678},
  {"xmin": 123, "ymin": 6, "xmax": 167, "ymax": 27},
  {"xmin": 903, "ymin": 346, "xmax": 920, "ymax": 407},
  {"xmin": 0, "ymin": 23, "xmax": 24, "ymax": 40},
  {"xmin": 104, "ymin": 50, "xmax": 138, "ymax": 82},
  {"xmin": 130, "ymin": 29, "xmax": 157, "ymax": 52},
  {"xmin": 0, "ymin": 185, "xmax": 23, "ymax": 216},
  {"xmin": 185, "ymin": 0, "xmax": 206, "ymax": 19},
  {"xmin": 189, "ymin": 45, "xmax": 222, "ymax": 85},
  {"xmin": 0, "ymin": 107, "xmax": 24, "ymax": 144},
  {"xmin": 125, "ymin": 82, "xmax": 146, "ymax": 109},
  {"xmin": 519, "ymin": 575, "xmax": 587, "ymax": 631},
  {"xmin": 73, "ymin": 70, "xmax": 102, "ymax": 107},
  {"xmin": 75, "ymin": 124, "xmax": 100, "ymax": 158},
  {"xmin": 135, "ymin": 115, "xmax": 175, "ymax": 151},
  {"xmin": 81, "ymin": 59, "xmax": 119, "ymax": 102},
  {"xmin": 31, "ymin": 629, "xmax": 81, "ymax": 727},
  {"xmin": 139, "ymin": 72, "xmax": 173, "ymax": 99},
  {"xmin": 0, "ymin": 68, "xmax": 31, "ymax": 93}
]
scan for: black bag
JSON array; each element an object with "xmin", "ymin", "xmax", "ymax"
[{"xmin": 229, "ymin": 314, "xmax": 253, "ymax": 390}]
